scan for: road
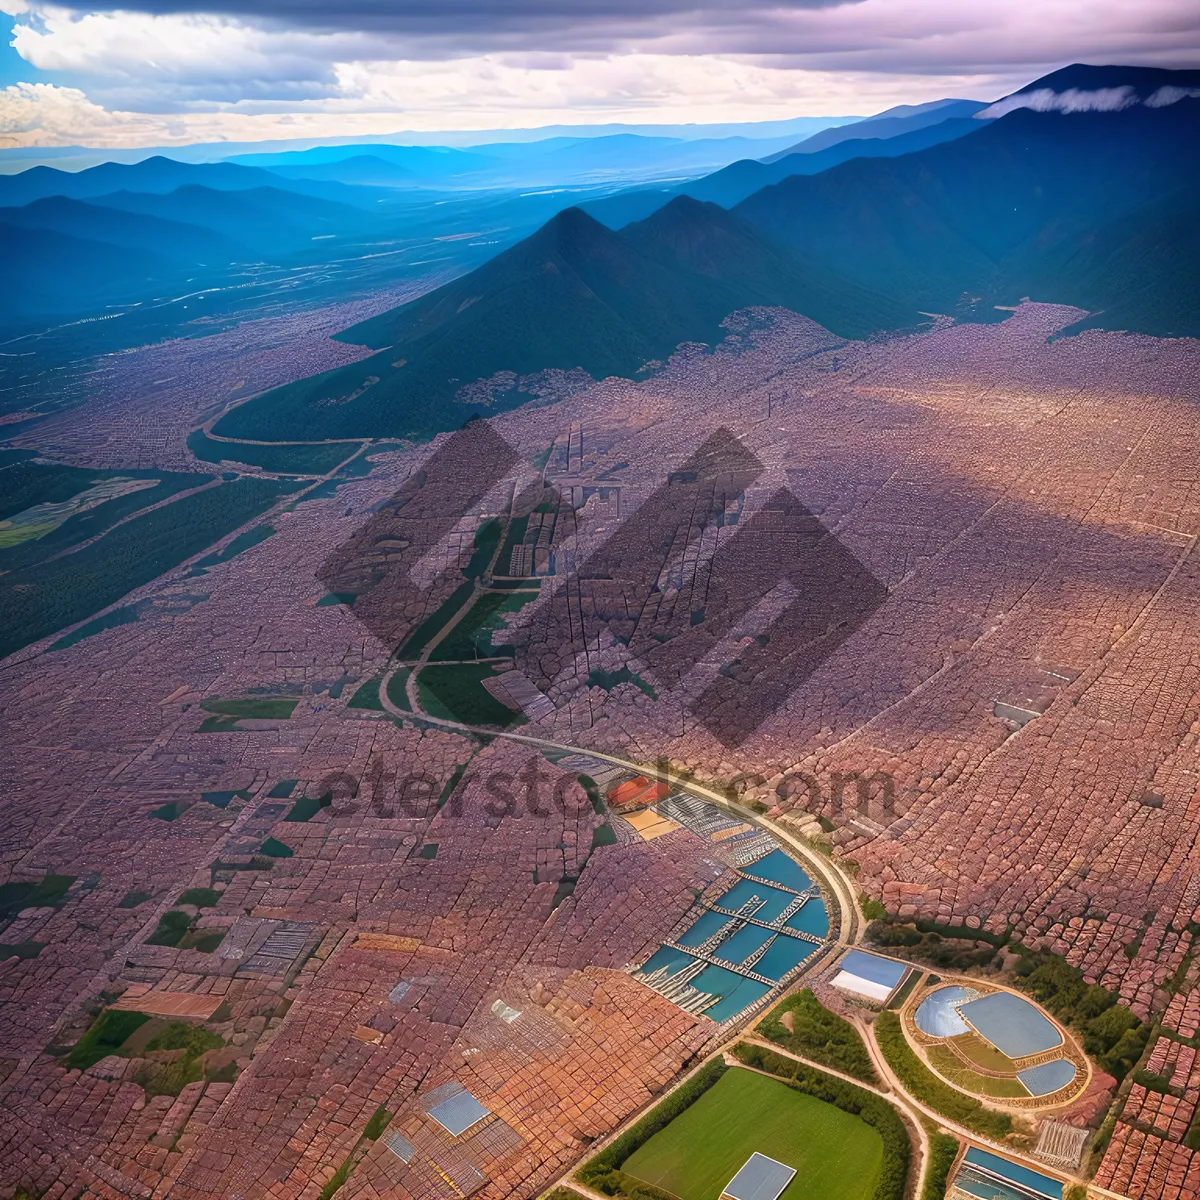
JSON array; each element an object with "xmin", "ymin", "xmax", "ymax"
[
  {"xmin": 379, "ymin": 613, "xmax": 1110, "ymax": 1200},
  {"xmin": 379, "ymin": 662, "xmax": 863, "ymax": 947}
]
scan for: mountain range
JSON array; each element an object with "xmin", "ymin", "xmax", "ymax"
[
  {"xmin": 211, "ymin": 198, "xmax": 912, "ymax": 442},
  {"xmin": 734, "ymin": 97, "xmax": 1200, "ymax": 321},
  {"xmin": 581, "ymin": 113, "xmax": 989, "ymax": 229},
  {"xmin": 211, "ymin": 67, "xmax": 1200, "ymax": 445},
  {"xmin": 4, "ymin": 62, "xmax": 1197, "ymax": 428}
]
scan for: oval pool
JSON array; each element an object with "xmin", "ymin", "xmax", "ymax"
[{"xmin": 914, "ymin": 984, "xmax": 978, "ymax": 1038}]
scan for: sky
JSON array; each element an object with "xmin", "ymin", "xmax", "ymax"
[{"xmin": 1, "ymin": 0, "xmax": 1199, "ymax": 148}]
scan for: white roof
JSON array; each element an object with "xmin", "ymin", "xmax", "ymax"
[{"xmin": 831, "ymin": 969, "xmax": 894, "ymax": 1002}]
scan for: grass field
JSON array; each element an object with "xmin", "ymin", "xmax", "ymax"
[
  {"xmin": 186, "ymin": 429, "xmax": 362, "ymax": 475},
  {"xmin": 924, "ymin": 1045, "xmax": 1028, "ymax": 1099},
  {"xmin": 416, "ymin": 662, "xmax": 525, "ymax": 727},
  {"xmin": 955, "ymin": 1033, "xmax": 1020, "ymax": 1074},
  {"xmin": 621, "ymin": 1067, "xmax": 883, "ymax": 1200}
]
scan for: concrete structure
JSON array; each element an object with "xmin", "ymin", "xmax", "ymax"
[
  {"xmin": 720, "ymin": 1152, "xmax": 797, "ymax": 1200},
  {"xmin": 831, "ymin": 949, "xmax": 910, "ymax": 1004}
]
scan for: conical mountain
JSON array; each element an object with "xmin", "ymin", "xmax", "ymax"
[{"xmin": 214, "ymin": 199, "xmax": 911, "ymax": 442}]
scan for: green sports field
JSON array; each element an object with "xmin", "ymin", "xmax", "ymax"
[{"xmin": 621, "ymin": 1067, "xmax": 883, "ymax": 1200}]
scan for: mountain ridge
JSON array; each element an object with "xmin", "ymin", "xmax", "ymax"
[{"xmin": 212, "ymin": 197, "xmax": 911, "ymax": 443}]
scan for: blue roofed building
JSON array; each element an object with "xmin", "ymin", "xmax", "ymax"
[
  {"xmin": 831, "ymin": 948, "xmax": 910, "ymax": 1003},
  {"xmin": 950, "ymin": 1146, "xmax": 1064, "ymax": 1200},
  {"xmin": 720, "ymin": 1152, "xmax": 797, "ymax": 1200}
]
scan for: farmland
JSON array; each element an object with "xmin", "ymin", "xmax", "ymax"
[{"xmin": 621, "ymin": 1067, "xmax": 884, "ymax": 1200}]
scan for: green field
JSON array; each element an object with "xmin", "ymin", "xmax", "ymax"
[
  {"xmin": 0, "ymin": 475, "xmax": 299, "ymax": 659},
  {"xmin": 416, "ymin": 662, "xmax": 524, "ymax": 727},
  {"xmin": 621, "ymin": 1068, "xmax": 883, "ymax": 1200},
  {"xmin": 430, "ymin": 588, "xmax": 538, "ymax": 660},
  {"xmin": 187, "ymin": 429, "xmax": 362, "ymax": 475},
  {"xmin": 924, "ymin": 1045, "xmax": 1028, "ymax": 1099}
]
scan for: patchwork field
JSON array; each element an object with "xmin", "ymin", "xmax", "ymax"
[{"xmin": 621, "ymin": 1067, "xmax": 884, "ymax": 1200}]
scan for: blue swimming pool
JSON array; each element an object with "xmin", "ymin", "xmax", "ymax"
[
  {"xmin": 676, "ymin": 908, "xmax": 733, "ymax": 947},
  {"xmin": 741, "ymin": 849, "xmax": 812, "ymax": 893},
  {"xmin": 1017, "ymin": 1058, "xmax": 1077, "ymax": 1097},
  {"xmin": 639, "ymin": 945, "xmax": 695, "ymax": 977},
  {"xmin": 784, "ymin": 897, "xmax": 830, "ymax": 938},
  {"xmin": 717, "ymin": 923, "xmax": 775, "ymax": 964},
  {"xmin": 713, "ymin": 877, "xmax": 797, "ymax": 922},
  {"xmin": 755, "ymin": 934, "xmax": 821, "ymax": 981},
  {"xmin": 959, "ymin": 1148, "xmax": 1062, "ymax": 1200},
  {"xmin": 960, "ymin": 991, "xmax": 1063, "ymax": 1058},
  {"xmin": 690, "ymin": 964, "xmax": 772, "ymax": 1022},
  {"xmin": 914, "ymin": 985, "xmax": 978, "ymax": 1038}
]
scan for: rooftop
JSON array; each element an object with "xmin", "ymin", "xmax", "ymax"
[
  {"xmin": 721, "ymin": 1152, "xmax": 798, "ymax": 1200},
  {"xmin": 426, "ymin": 1089, "xmax": 492, "ymax": 1137},
  {"xmin": 959, "ymin": 991, "xmax": 1063, "ymax": 1059}
]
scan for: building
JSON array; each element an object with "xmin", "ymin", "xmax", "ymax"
[
  {"xmin": 607, "ymin": 775, "xmax": 670, "ymax": 812},
  {"xmin": 720, "ymin": 1152, "xmax": 797, "ymax": 1200},
  {"xmin": 830, "ymin": 948, "xmax": 911, "ymax": 1004}
]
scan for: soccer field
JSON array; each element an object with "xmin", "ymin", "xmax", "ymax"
[{"xmin": 621, "ymin": 1067, "xmax": 884, "ymax": 1200}]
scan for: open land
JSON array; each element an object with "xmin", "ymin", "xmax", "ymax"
[{"xmin": 621, "ymin": 1066, "xmax": 883, "ymax": 1200}]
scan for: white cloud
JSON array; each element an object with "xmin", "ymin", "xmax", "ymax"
[
  {"xmin": 980, "ymin": 86, "xmax": 1140, "ymax": 118},
  {"xmin": 0, "ymin": 58, "xmax": 995, "ymax": 147},
  {"xmin": 980, "ymin": 82, "xmax": 1200, "ymax": 118},
  {"xmin": 0, "ymin": 0, "xmax": 1197, "ymax": 146},
  {"xmin": 1146, "ymin": 84, "xmax": 1200, "ymax": 106},
  {"xmin": 0, "ymin": 80, "xmax": 148, "ymax": 143}
]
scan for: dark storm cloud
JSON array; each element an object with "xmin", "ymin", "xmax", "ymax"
[{"xmin": 33, "ymin": 0, "xmax": 861, "ymax": 52}]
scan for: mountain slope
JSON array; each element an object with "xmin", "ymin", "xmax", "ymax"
[
  {"xmin": 582, "ymin": 115, "xmax": 988, "ymax": 229},
  {"xmin": 762, "ymin": 98, "xmax": 988, "ymax": 161},
  {"xmin": 1019, "ymin": 186, "xmax": 1200, "ymax": 339},
  {"xmin": 0, "ymin": 224, "xmax": 179, "ymax": 326},
  {"xmin": 997, "ymin": 62, "xmax": 1200, "ymax": 104},
  {"xmin": 264, "ymin": 155, "xmax": 420, "ymax": 187},
  {"xmin": 212, "ymin": 200, "xmax": 910, "ymax": 442},
  {"xmin": 229, "ymin": 143, "xmax": 494, "ymax": 176},
  {"xmin": 90, "ymin": 185, "xmax": 376, "ymax": 257},
  {"xmin": 0, "ymin": 195, "xmax": 246, "ymax": 264},
  {"xmin": 734, "ymin": 99, "xmax": 1200, "ymax": 320},
  {"xmin": 0, "ymin": 155, "xmax": 389, "ymax": 210},
  {"xmin": 622, "ymin": 196, "xmax": 913, "ymax": 335}
]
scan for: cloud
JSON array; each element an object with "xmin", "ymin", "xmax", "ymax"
[
  {"xmin": 0, "ymin": 57, "xmax": 995, "ymax": 146},
  {"xmin": 7, "ymin": 0, "xmax": 1198, "ymax": 69},
  {"xmin": 980, "ymin": 82, "xmax": 1200, "ymax": 118},
  {"xmin": 0, "ymin": 79, "xmax": 149, "ymax": 141},
  {"xmin": 980, "ymin": 86, "xmax": 1140, "ymax": 117},
  {"xmin": 1, "ymin": 0, "xmax": 1198, "ymax": 144},
  {"xmin": 1146, "ymin": 84, "xmax": 1200, "ymax": 106}
]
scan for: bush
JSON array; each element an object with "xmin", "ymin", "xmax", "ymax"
[
  {"xmin": 145, "ymin": 1021, "xmax": 222, "ymax": 1056},
  {"xmin": 362, "ymin": 1105, "xmax": 392, "ymax": 1141},
  {"xmin": 758, "ymin": 988, "xmax": 878, "ymax": 1083},
  {"xmin": 732, "ymin": 1042, "xmax": 910, "ymax": 1200},
  {"xmin": 1009, "ymin": 948, "xmax": 1146, "ymax": 1082},
  {"xmin": 874, "ymin": 1012, "xmax": 1012, "ymax": 1140},
  {"xmin": 1132, "ymin": 1068, "xmax": 1173, "ymax": 1094},
  {"xmin": 921, "ymin": 1132, "xmax": 959, "ymax": 1200},
  {"xmin": 577, "ymin": 1058, "xmax": 727, "ymax": 1191},
  {"xmin": 147, "ymin": 909, "xmax": 193, "ymax": 947},
  {"xmin": 866, "ymin": 919, "xmax": 996, "ymax": 970},
  {"xmin": 65, "ymin": 1009, "xmax": 149, "ymax": 1069},
  {"xmin": 1185, "ymin": 1113, "xmax": 1200, "ymax": 1152},
  {"xmin": 861, "ymin": 898, "xmax": 888, "ymax": 921}
]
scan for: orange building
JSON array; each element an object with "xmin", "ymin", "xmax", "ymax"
[{"xmin": 606, "ymin": 775, "xmax": 670, "ymax": 811}]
